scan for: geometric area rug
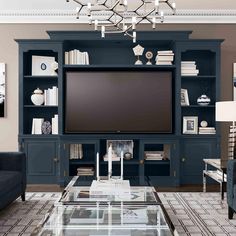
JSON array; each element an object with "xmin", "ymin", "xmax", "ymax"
[
  {"xmin": 1, "ymin": 192, "xmax": 236, "ymax": 235},
  {"xmin": 0, "ymin": 193, "xmax": 60, "ymax": 236},
  {"xmin": 159, "ymin": 192, "xmax": 236, "ymax": 236}
]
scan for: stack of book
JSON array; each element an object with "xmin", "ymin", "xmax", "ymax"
[
  {"xmin": 70, "ymin": 144, "xmax": 83, "ymax": 159},
  {"xmin": 155, "ymin": 50, "xmax": 174, "ymax": 65},
  {"xmin": 44, "ymin": 86, "xmax": 58, "ymax": 106},
  {"xmin": 65, "ymin": 49, "xmax": 89, "ymax": 65},
  {"xmin": 199, "ymin": 127, "xmax": 216, "ymax": 134},
  {"xmin": 77, "ymin": 167, "xmax": 94, "ymax": 176},
  {"xmin": 144, "ymin": 151, "xmax": 164, "ymax": 161},
  {"xmin": 181, "ymin": 61, "xmax": 199, "ymax": 76}
]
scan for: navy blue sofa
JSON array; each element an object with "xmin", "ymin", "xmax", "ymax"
[{"xmin": 0, "ymin": 152, "xmax": 26, "ymax": 210}]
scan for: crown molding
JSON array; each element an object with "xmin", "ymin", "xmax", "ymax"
[{"xmin": 0, "ymin": 9, "xmax": 236, "ymax": 23}]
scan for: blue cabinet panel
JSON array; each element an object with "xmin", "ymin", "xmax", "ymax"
[
  {"xmin": 24, "ymin": 140, "xmax": 58, "ymax": 184},
  {"xmin": 181, "ymin": 138, "xmax": 218, "ymax": 184}
]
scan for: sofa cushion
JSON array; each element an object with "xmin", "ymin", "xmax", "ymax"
[{"xmin": 0, "ymin": 171, "xmax": 22, "ymax": 195}]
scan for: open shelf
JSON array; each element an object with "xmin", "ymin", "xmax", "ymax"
[
  {"xmin": 100, "ymin": 160, "xmax": 139, "ymax": 165},
  {"xmin": 181, "ymin": 105, "xmax": 215, "ymax": 108},
  {"xmin": 63, "ymin": 64, "xmax": 176, "ymax": 70},
  {"xmin": 24, "ymin": 105, "xmax": 58, "ymax": 108},
  {"xmin": 181, "ymin": 75, "xmax": 216, "ymax": 79},
  {"xmin": 69, "ymin": 161, "xmax": 94, "ymax": 165},
  {"xmin": 24, "ymin": 75, "xmax": 58, "ymax": 79},
  {"xmin": 145, "ymin": 160, "xmax": 170, "ymax": 165}
]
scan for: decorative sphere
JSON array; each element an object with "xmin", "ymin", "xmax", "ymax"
[{"xmin": 200, "ymin": 120, "xmax": 208, "ymax": 128}]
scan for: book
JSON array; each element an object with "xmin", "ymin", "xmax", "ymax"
[
  {"xmin": 70, "ymin": 208, "xmax": 104, "ymax": 224},
  {"xmin": 52, "ymin": 114, "xmax": 58, "ymax": 134},
  {"xmin": 181, "ymin": 61, "xmax": 196, "ymax": 64},
  {"xmin": 155, "ymin": 61, "xmax": 172, "ymax": 65},
  {"xmin": 156, "ymin": 55, "xmax": 174, "ymax": 61},
  {"xmin": 157, "ymin": 50, "xmax": 173, "ymax": 54},
  {"xmin": 32, "ymin": 118, "xmax": 44, "ymax": 134},
  {"xmin": 103, "ymin": 155, "xmax": 120, "ymax": 161},
  {"xmin": 65, "ymin": 51, "xmax": 69, "ymax": 64}
]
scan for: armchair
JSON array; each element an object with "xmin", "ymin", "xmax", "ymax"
[
  {"xmin": 227, "ymin": 159, "xmax": 236, "ymax": 219},
  {"xmin": 0, "ymin": 152, "xmax": 26, "ymax": 209}
]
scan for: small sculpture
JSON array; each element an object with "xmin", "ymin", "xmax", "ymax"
[
  {"xmin": 197, "ymin": 94, "xmax": 211, "ymax": 106},
  {"xmin": 145, "ymin": 51, "xmax": 153, "ymax": 65},
  {"xmin": 41, "ymin": 121, "xmax": 52, "ymax": 134},
  {"xmin": 200, "ymin": 120, "xmax": 208, "ymax": 128},
  {"xmin": 51, "ymin": 61, "xmax": 58, "ymax": 76},
  {"xmin": 133, "ymin": 44, "xmax": 144, "ymax": 65}
]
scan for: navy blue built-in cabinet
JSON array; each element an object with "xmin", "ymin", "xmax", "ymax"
[{"xmin": 16, "ymin": 31, "xmax": 223, "ymax": 186}]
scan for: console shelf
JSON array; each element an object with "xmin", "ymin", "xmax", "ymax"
[
  {"xmin": 16, "ymin": 31, "xmax": 222, "ymax": 186},
  {"xmin": 63, "ymin": 64, "xmax": 176, "ymax": 70}
]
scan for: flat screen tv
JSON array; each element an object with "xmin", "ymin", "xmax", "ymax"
[{"xmin": 65, "ymin": 71, "xmax": 173, "ymax": 133}]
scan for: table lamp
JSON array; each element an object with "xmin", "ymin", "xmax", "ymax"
[{"xmin": 216, "ymin": 101, "xmax": 236, "ymax": 159}]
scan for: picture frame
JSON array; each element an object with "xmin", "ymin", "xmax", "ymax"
[
  {"xmin": 183, "ymin": 116, "xmax": 198, "ymax": 134},
  {"xmin": 0, "ymin": 63, "xmax": 6, "ymax": 118},
  {"xmin": 181, "ymin": 88, "xmax": 190, "ymax": 106},
  {"xmin": 32, "ymin": 55, "xmax": 57, "ymax": 76},
  {"xmin": 106, "ymin": 140, "xmax": 134, "ymax": 158}
]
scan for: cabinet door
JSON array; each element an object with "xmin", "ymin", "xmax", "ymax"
[
  {"xmin": 24, "ymin": 140, "xmax": 58, "ymax": 184},
  {"xmin": 181, "ymin": 139, "xmax": 217, "ymax": 184}
]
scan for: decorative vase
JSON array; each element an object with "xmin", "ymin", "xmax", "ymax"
[
  {"xmin": 41, "ymin": 121, "xmax": 52, "ymax": 134},
  {"xmin": 31, "ymin": 88, "xmax": 44, "ymax": 105},
  {"xmin": 197, "ymin": 94, "xmax": 211, "ymax": 106}
]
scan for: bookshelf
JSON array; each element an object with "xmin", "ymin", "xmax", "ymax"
[{"xmin": 16, "ymin": 31, "xmax": 223, "ymax": 186}]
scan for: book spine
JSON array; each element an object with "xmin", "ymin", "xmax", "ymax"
[{"xmin": 65, "ymin": 51, "xmax": 69, "ymax": 65}]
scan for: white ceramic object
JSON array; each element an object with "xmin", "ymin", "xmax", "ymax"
[
  {"xmin": 200, "ymin": 120, "xmax": 208, "ymax": 128},
  {"xmin": 145, "ymin": 51, "xmax": 153, "ymax": 65},
  {"xmin": 133, "ymin": 44, "xmax": 144, "ymax": 65},
  {"xmin": 51, "ymin": 61, "xmax": 58, "ymax": 76},
  {"xmin": 197, "ymin": 94, "xmax": 211, "ymax": 106},
  {"xmin": 31, "ymin": 88, "xmax": 44, "ymax": 105}
]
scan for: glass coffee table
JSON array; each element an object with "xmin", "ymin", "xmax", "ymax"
[{"xmin": 32, "ymin": 176, "xmax": 178, "ymax": 236}]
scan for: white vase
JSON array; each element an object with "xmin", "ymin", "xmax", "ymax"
[{"xmin": 31, "ymin": 88, "xmax": 44, "ymax": 105}]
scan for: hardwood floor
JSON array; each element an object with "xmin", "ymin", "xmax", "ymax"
[
  {"xmin": 26, "ymin": 184, "xmax": 64, "ymax": 192},
  {"xmin": 26, "ymin": 184, "xmax": 220, "ymax": 192}
]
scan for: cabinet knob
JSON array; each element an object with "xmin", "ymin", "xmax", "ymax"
[
  {"xmin": 182, "ymin": 158, "xmax": 186, "ymax": 162},
  {"xmin": 53, "ymin": 158, "xmax": 59, "ymax": 163},
  {"xmin": 140, "ymin": 160, "xmax": 144, "ymax": 165}
]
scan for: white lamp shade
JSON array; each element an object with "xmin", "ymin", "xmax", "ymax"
[{"xmin": 216, "ymin": 101, "xmax": 236, "ymax": 122}]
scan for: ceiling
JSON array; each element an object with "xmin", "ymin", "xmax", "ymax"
[{"xmin": 1, "ymin": 0, "xmax": 236, "ymax": 23}]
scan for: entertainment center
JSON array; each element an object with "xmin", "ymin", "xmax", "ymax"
[{"xmin": 16, "ymin": 31, "xmax": 222, "ymax": 186}]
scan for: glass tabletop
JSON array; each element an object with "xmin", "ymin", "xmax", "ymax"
[
  {"xmin": 32, "ymin": 204, "xmax": 173, "ymax": 236},
  {"xmin": 60, "ymin": 176, "xmax": 158, "ymax": 204}
]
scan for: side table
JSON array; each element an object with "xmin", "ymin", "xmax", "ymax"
[{"xmin": 203, "ymin": 159, "xmax": 227, "ymax": 200}]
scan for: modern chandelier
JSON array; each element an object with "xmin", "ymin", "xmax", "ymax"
[{"xmin": 66, "ymin": 0, "xmax": 176, "ymax": 42}]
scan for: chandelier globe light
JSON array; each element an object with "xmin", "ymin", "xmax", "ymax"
[{"xmin": 66, "ymin": 0, "xmax": 176, "ymax": 42}]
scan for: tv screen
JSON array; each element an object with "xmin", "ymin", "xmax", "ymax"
[{"xmin": 65, "ymin": 71, "xmax": 173, "ymax": 133}]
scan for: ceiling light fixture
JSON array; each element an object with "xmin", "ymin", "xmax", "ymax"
[{"xmin": 66, "ymin": 0, "xmax": 176, "ymax": 43}]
